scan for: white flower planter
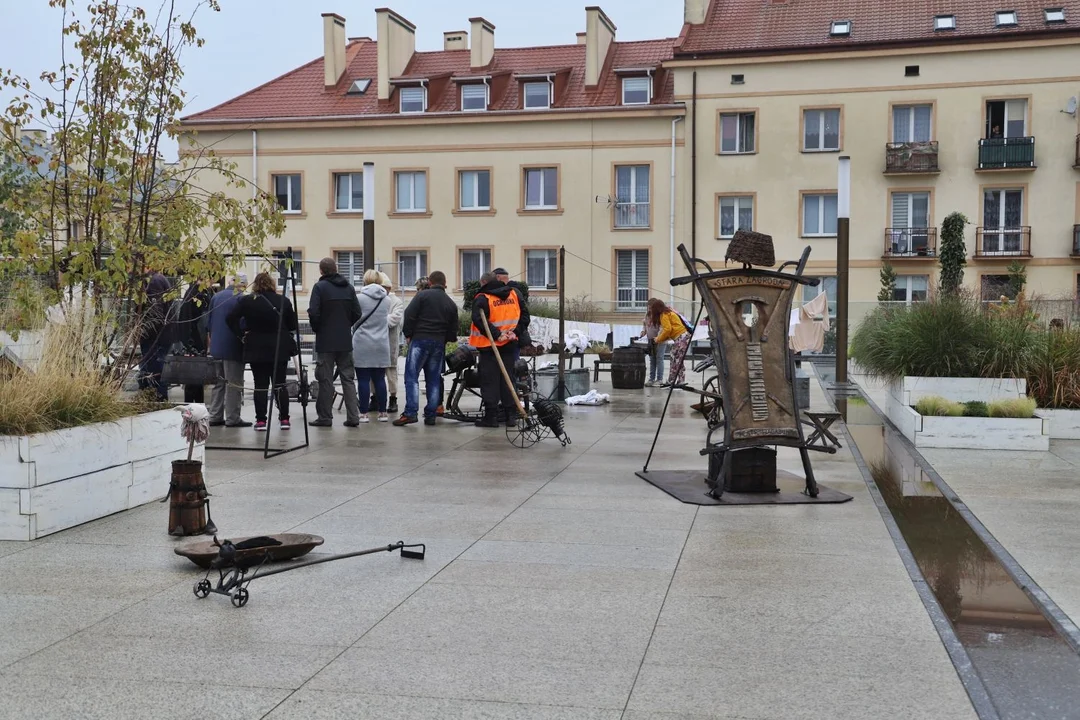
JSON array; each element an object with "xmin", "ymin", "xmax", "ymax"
[
  {"xmin": 0, "ymin": 409, "xmax": 203, "ymax": 541},
  {"xmin": 884, "ymin": 378, "xmax": 1048, "ymax": 451},
  {"xmin": 1040, "ymin": 408, "xmax": 1080, "ymax": 440}
]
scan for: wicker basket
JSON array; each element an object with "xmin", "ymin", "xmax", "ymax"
[{"xmin": 725, "ymin": 229, "xmax": 775, "ymax": 268}]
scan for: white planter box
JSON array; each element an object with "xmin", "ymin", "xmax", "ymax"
[
  {"xmin": 0, "ymin": 330, "xmax": 45, "ymax": 372},
  {"xmin": 1041, "ymin": 408, "xmax": 1080, "ymax": 440},
  {"xmin": 886, "ymin": 399, "xmax": 1050, "ymax": 451},
  {"xmin": 0, "ymin": 409, "xmax": 204, "ymax": 541},
  {"xmin": 888, "ymin": 376, "xmax": 1026, "ymax": 407}
]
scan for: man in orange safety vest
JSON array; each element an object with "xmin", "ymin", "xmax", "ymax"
[{"xmin": 470, "ymin": 271, "xmax": 530, "ymax": 428}]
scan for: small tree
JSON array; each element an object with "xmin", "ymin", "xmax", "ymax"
[
  {"xmin": 1006, "ymin": 260, "xmax": 1027, "ymax": 299},
  {"xmin": 878, "ymin": 262, "xmax": 897, "ymax": 303},
  {"xmin": 938, "ymin": 212, "xmax": 969, "ymax": 296}
]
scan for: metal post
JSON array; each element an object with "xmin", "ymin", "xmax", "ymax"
[
  {"xmin": 362, "ymin": 161, "xmax": 375, "ymax": 271},
  {"xmin": 836, "ymin": 156, "xmax": 851, "ymax": 385},
  {"xmin": 557, "ymin": 245, "xmax": 566, "ymax": 400}
]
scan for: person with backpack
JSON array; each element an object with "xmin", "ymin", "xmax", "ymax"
[
  {"xmin": 226, "ymin": 272, "xmax": 298, "ymax": 432},
  {"xmin": 352, "ymin": 270, "xmax": 392, "ymax": 423},
  {"xmin": 647, "ymin": 298, "xmax": 693, "ymax": 387}
]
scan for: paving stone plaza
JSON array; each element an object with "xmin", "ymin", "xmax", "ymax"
[{"xmin": 4, "ymin": 365, "xmax": 1079, "ymax": 719}]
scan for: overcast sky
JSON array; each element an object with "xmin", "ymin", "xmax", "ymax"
[{"xmin": 1, "ymin": 0, "xmax": 684, "ymax": 159}]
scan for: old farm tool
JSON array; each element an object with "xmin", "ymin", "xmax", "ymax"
[
  {"xmin": 477, "ymin": 310, "xmax": 571, "ymax": 449},
  {"xmin": 188, "ymin": 535, "xmax": 426, "ymax": 608}
]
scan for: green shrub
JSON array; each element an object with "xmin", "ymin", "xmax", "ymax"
[
  {"xmin": 1027, "ymin": 326, "xmax": 1080, "ymax": 409},
  {"xmin": 457, "ymin": 312, "xmax": 472, "ymax": 338},
  {"xmin": 962, "ymin": 401, "xmax": 989, "ymax": 417},
  {"xmin": 461, "ymin": 281, "xmax": 481, "ymax": 311},
  {"xmin": 988, "ymin": 397, "xmax": 1037, "ymax": 419},
  {"xmin": 914, "ymin": 396, "xmax": 964, "ymax": 417}
]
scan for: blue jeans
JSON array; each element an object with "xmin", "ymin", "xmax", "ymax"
[
  {"xmin": 356, "ymin": 367, "xmax": 387, "ymax": 413},
  {"xmin": 138, "ymin": 340, "xmax": 168, "ymax": 401},
  {"xmin": 404, "ymin": 339, "xmax": 445, "ymax": 419},
  {"xmin": 648, "ymin": 342, "xmax": 665, "ymax": 382}
]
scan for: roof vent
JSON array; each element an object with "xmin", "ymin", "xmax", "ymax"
[
  {"xmin": 1045, "ymin": 8, "xmax": 1066, "ymax": 23},
  {"xmin": 829, "ymin": 20, "xmax": 852, "ymax": 36},
  {"xmin": 934, "ymin": 14, "xmax": 956, "ymax": 30},
  {"xmin": 995, "ymin": 10, "xmax": 1018, "ymax": 26},
  {"xmin": 347, "ymin": 79, "xmax": 371, "ymax": 95}
]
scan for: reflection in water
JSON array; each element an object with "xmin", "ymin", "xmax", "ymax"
[{"xmin": 841, "ymin": 393, "xmax": 1080, "ymax": 719}]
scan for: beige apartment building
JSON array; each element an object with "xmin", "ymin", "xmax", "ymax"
[
  {"xmin": 180, "ymin": 0, "xmax": 1080, "ymax": 319},
  {"xmin": 672, "ymin": 0, "xmax": 1080, "ymax": 314},
  {"xmin": 180, "ymin": 7, "xmax": 687, "ymax": 314}
]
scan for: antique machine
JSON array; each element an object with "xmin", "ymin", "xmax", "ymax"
[{"xmin": 639, "ymin": 233, "xmax": 843, "ymax": 502}]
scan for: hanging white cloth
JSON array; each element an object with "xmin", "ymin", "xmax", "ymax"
[{"xmin": 790, "ymin": 292, "xmax": 829, "ymax": 353}]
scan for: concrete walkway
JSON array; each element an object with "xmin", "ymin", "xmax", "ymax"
[{"xmin": 0, "ymin": 375, "xmax": 974, "ymax": 719}]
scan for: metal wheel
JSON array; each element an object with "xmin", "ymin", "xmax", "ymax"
[
  {"xmin": 230, "ymin": 587, "xmax": 249, "ymax": 608},
  {"xmin": 506, "ymin": 415, "xmax": 541, "ymax": 448},
  {"xmin": 193, "ymin": 579, "xmax": 212, "ymax": 599},
  {"xmin": 700, "ymin": 375, "xmax": 724, "ymax": 427}
]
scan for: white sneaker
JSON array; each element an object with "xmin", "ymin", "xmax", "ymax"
[
  {"xmin": 358, "ymin": 416, "xmax": 371, "ymax": 424},
  {"xmin": 377, "ymin": 413, "xmax": 389, "ymax": 423}
]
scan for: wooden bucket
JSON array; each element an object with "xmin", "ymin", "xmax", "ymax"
[{"xmin": 168, "ymin": 460, "xmax": 209, "ymax": 537}]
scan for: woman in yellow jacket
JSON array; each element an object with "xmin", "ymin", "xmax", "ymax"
[{"xmin": 646, "ymin": 298, "xmax": 692, "ymax": 387}]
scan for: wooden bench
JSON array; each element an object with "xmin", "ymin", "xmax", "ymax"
[{"xmin": 803, "ymin": 411, "xmax": 843, "ymax": 452}]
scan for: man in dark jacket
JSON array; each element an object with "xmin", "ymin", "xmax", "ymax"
[
  {"xmin": 177, "ymin": 281, "xmax": 215, "ymax": 404},
  {"xmin": 308, "ymin": 258, "xmax": 363, "ymax": 427},
  {"xmin": 395, "ymin": 270, "xmax": 459, "ymax": 426},
  {"xmin": 207, "ymin": 273, "xmax": 250, "ymax": 427},
  {"xmin": 138, "ymin": 270, "xmax": 173, "ymax": 401},
  {"xmin": 470, "ymin": 273, "xmax": 530, "ymax": 428}
]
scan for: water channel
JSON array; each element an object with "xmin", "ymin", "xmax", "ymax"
[{"xmin": 822, "ymin": 377, "xmax": 1080, "ymax": 720}]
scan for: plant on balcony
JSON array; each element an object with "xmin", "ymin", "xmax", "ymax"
[
  {"xmin": 877, "ymin": 263, "xmax": 897, "ymax": 303},
  {"xmin": 938, "ymin": 212, "xmax": 969, "ymax": 296}
]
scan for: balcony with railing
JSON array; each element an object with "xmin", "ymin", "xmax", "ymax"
[
  {"xmin": 883, "ymin": 227, "xmax": 937, "ymax": 259},
  {"xmin": 977, "ymin": 137, "xmax": 1036, "ymax": 170},
  {"xmin": 1073, "ymin": 225, "xmax": 1080, "ymax": 257},
  {"xmin": 614, "ymin": 202, "xmax": 650, "ymax": 229},
  {"xmin": 975, "ymin": 226, "xmax": 1032, "ymax": 258},
  {"xmin": 884, "ymin": 142, "xmax": 939, "ymax": 174}
]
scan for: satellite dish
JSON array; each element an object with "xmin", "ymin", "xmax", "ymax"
[
  {"xmin": 594, "ymin": 194, "xmax": 613, "ymax": 207},
  {"xmin": 1064, "ymin": 97, "xmax": 1077, "ymax": 116}
]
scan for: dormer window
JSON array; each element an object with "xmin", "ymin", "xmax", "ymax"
[
  {"xmin": 1045, "ymin": 8, "xmax": 1066, "ymax": 23},
  {"xmin": 996, "ymin": 10, "xmax": 1018, "ymax": 26},
  {"xmin": 524, "ymin": 81, "xmax": 552, "ymax": 110},
  {"xmin": 461, "ymin": 83, "xmax": 488, "ymax": 112},
  {"xmin": 934, "ymin": 14, "xmax": 956, "ymax": 30},
  {"xmin": 400, "ymin": 86, "xmax": 426, "ymax": 114},
  {"xmin": 622, "ymin": 77, "xmax": 652, "ymax": 105},
  {"xmin": 830, "ymin": 20, "xmax": 851, "ymax": 36}
]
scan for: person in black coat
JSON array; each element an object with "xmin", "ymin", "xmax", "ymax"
[
  {"xmin": 226, "ymin": 272, "xmax": 298, "ymax": 431},
  {"xmin": 177, "ymin": 281, "xmax": 215, "ymax": 404},
  {"xmin": 138, "ymin": 271, "xmax": 173, "ymax": 401}
]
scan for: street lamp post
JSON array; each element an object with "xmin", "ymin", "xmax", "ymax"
[
  {"xmin": 363, "ymin": 161, "xmax": 375, "ymax": 272},
  {"xmin": 836, "ymin": 156, "xmax": 851, "ymax": 385}
]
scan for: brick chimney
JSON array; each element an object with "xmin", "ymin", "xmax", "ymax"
[
  {"xmin": 576, "ymin": 31, "xmax": 587, "ymax": 45},
  {"xmin": 470, "ymin": 17, "xmax": 495, "ymax": 69},
  {"xmin": 444, "ymin": 30, "xmax": 468, "ymax": 51},
  {"xmin": 685, "ymin": 0, "xmax": 708, "ymax": 24},
  {"xmin": 376, "ymin": 7, "xmax": 416, "ymax": 100},
  {"xmin": 322, "ymin": 13, "xmax": 347, "ymax": 88},
  {"xmin": 584, "ymin": 7, "xmax": 616, "ymax": 87}
]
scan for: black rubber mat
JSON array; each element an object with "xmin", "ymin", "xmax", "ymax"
[{"xmin": 636, "ymin": 469, "xmax": 853, "ymax": 506}]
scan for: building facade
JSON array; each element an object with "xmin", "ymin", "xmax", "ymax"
[{"xmin": 181, "ymin": 1, "xmax": 1080, "ymax": 318}]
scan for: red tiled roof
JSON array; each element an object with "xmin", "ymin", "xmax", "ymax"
[
  {"xmin": 677, "ymin": 0, "xmax": 1080, "ymax": 57},
  {"xmin": 182, "ymin": 38, "xmax": 677, "ymax": 123}
]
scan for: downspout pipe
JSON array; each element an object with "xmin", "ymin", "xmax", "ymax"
[
  {"xmin": 251, "ymin": 129, "xmax": 258, "ymax": 199},
  {"xmin": 690, "ymin": 71, "xmax": 697, "ymax": 304},
  {"xmin": 669, "ymin": 116, "xmax": 683, "ymax": 305}
]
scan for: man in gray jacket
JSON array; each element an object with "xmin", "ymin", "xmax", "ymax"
[{"xmin": 308, "ymin": 258, "xmax": 363, "ymax": 427}]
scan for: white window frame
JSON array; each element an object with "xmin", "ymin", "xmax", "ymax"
[
  {"xmin": 523, "ymin": 81, "xmax": 553, "ymax": 110},
  {"xmin": 394, "ymin": 171, "xmax": 427, "ymax": 213},
  {"xmin": 459, "ymin": 169, "xmax": 491, "ymax": 211},
  {"xmin": 802, "ymin": 108, "xmax": 841, "ymax": 152},
  {"xmin": 803, "ymin": 193, "xmax": 839, "ymax": 237},
  {"xmin": 616, "ymin": 249, "xmax": 650, "ymax": 312},
  {"xmin": 893, "ymin": 275, "xmax": 929, "ymax": 304},
  {"xmin": 399, "ymin": 86, "xmax": 427, "ymax": 114},
  {"xmin": 396, "ymin": 250, "xmax": 427, "ymax": 289},
  {"xmin": 892, "ymin": 104, "xmax": 933, "ymax": 143},
  {"xmin": 335, "ymin": 250, "xmax": 365, "ymax": 286},
  {"xmin": 830, "ymin": 20, "xmax": 852, "ymax": 36},
  {"xmin": 275, "ymin": 250, "xmax": 303, "ymax": 291},
  {"xmin": 988, "ymin": 98, "xmax": 1028, "ymax": 138},
  {"xmin": 719, "ymin": 112, "xmax": 756, "ymax": 154},
  {"xmin": 273, "ymin": 174, "xmax": 302, "ymax": 214},
  {"xmin": 460, "ymin": 248, "xmax": 491, "ymax": 287},
  {"xmin": 718, "ymin": 196, "xmax": 754, "ymax": 238},
  {"xmin": 523, "ymin": 167, "xmax": 558, "ymax": 210},
  {"xmin": 1045, "ymin": 8, "xmax": 1066, "ymax": 23},
  {"xmin": 614, "ymin": 164, "xmax": 650, "ymax": 229},
  {"xmin": 525, "ymin": 249, "xmax": 559, "ymax": 289},
  {"xmin": 622, "ymin": 76, "xmax": 651, "ymax": 105},
  {"xmin": 461, "ymin": 83, "xmax": 488, "ymax": 112},
  {"xmin": 981, "ymin": 188, "xmax": 1025, "ymax": 255},
  {"xmin": 333, "ymin": 172, "xmax": 364, "ymax": 213}
]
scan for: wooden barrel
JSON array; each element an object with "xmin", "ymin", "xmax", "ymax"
[
  {"xmin": 168, "ymin": 460, "xmax": 209, "ymax": 537},
  {"xmin": 610, "ymin": 346, "xmax": 647, "ymax": 389}
]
